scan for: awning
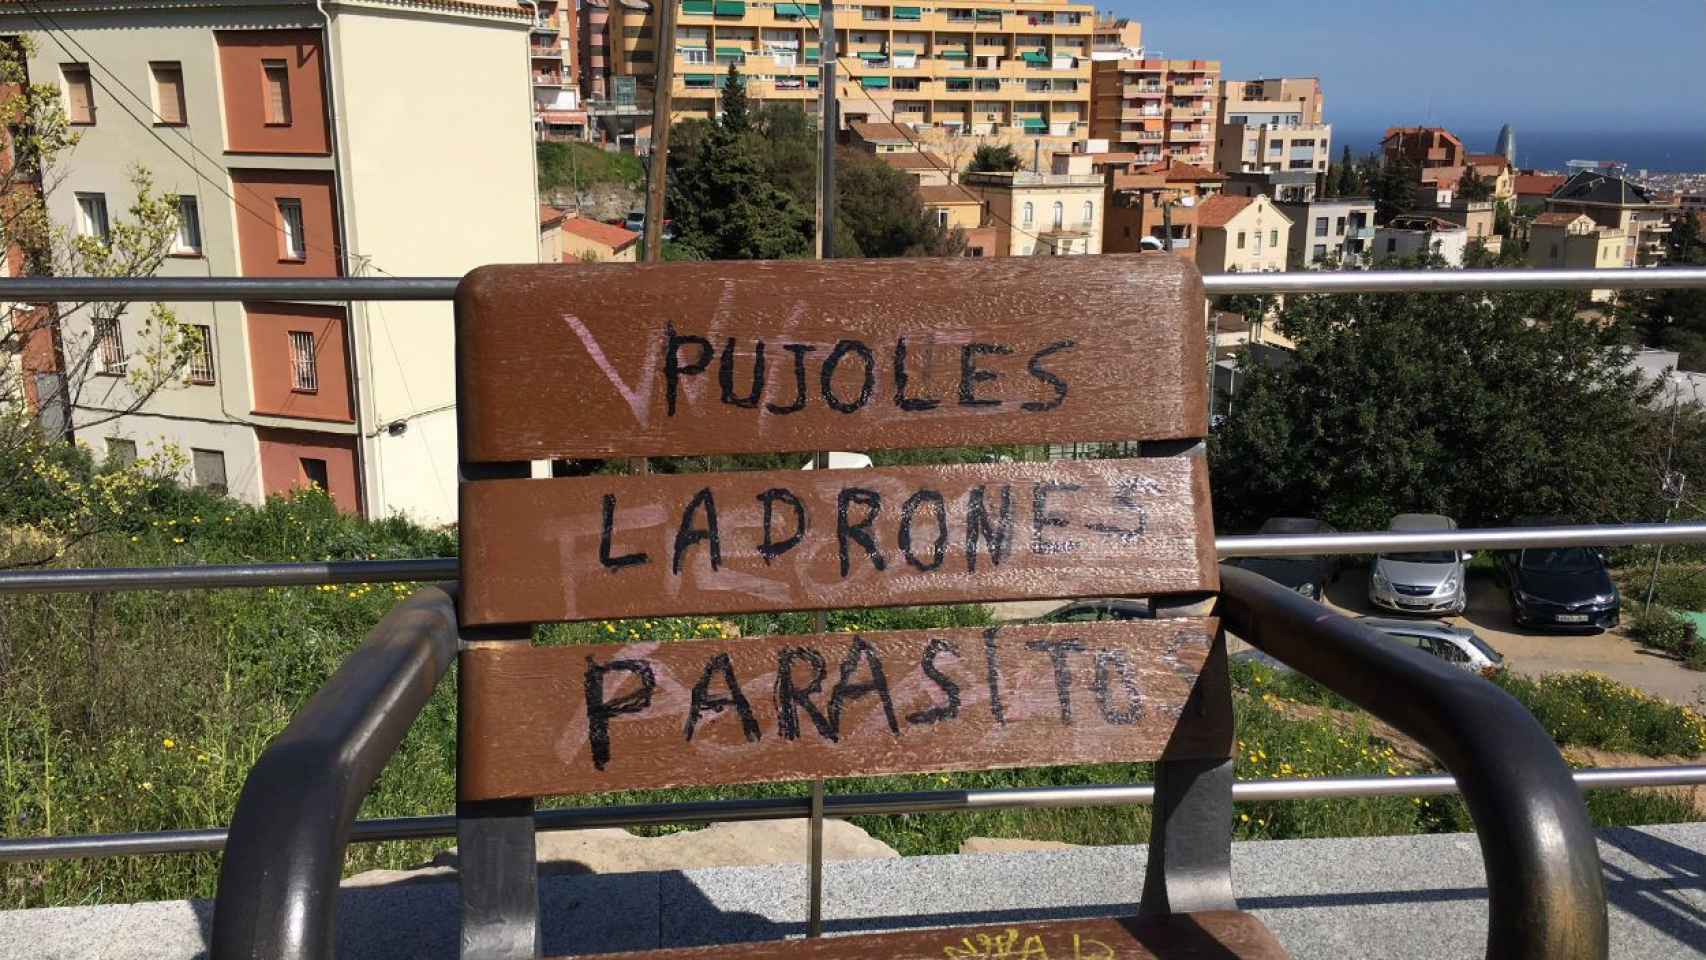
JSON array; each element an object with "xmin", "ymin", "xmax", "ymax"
[
  {"xmin": 774, "ymin": 1, "xmax": 819, "ymax": 14},
  {"xmin": 682, "ymin": 0, "xmax": 712, "ymax": 12},
  {"xmin": 804, "ymin": 49, "xmax": 820, "ymax": 61},
  {"xmin": 684, "ymin": 73, "xmax": 715, "ymax": 85},
  {"xmin": 894, "ymin": 5, "xmax": 921, "ymax": 17},
  {"xmin": 940, "ymin": 49, "xmax": 969, "ymax": 58},
  {"xmin": 857, "ymin": 51, "xmax": 887, "ymax": 61},
  {"xmin": 861, "ymin": 76, "xmax": 891, "ymax": 88},
  {"xmin": 1020, "ymin": 50, "xmax": 1049, "ymax": 64},
  {"xmin": 1022, "ymin": 118, "xmax": 1047, "ymax": 131},
  {"xmin": 891, "ymin": 48, "xmax": 916, "ymax": 56},
  {"xmin": 716, "ymin": 46, "xmax": 745, "ymax": 56},
  {"xmin": 713, "ymin": 0, "xmax": 744, "ymax": 14}
]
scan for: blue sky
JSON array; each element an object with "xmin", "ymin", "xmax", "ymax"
[{"xmin": 1112, "ymin": 0, "xmax": 1706, "ymax": 134}]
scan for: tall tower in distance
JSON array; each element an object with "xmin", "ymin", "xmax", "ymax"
[{"xmin": 1495, "ymin": 124, "xmax": 1517, "ymax": 167}]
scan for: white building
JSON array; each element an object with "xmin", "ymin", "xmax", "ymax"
[{"xmin": 1374, "ymin": 215, "xmax": 1469, "ymax": 267}]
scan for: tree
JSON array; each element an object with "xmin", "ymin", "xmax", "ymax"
[
  {"xmin": 1330, "ymin": 145, "xmax": 1358, "ymax": 197},
  {"xmin": 718, "ymin": 63, "xmax": 750, "ymax": 134},
  {"xmin": 1623, "ymin": 213, "xmax": 1706, "ymax": 370},
  {"xmin": 834, "ymin": 148, "xmax": 964, "ymax": 258},
  {"xmin": 1458, "ymin": 166, "xmax": 1494, "ymax": 202},
  {"xmin": 0, "ymin": 39, "xmax": 195, "ymax": 566},
  {"xmin": 967, "ymin": 143, "xmax": 1021, "ymax": 173},
  {"xmin": 1373, "ymin": 155, "xmax": 1419, "ymax": 224},
  {"xmin": 1210, "ymin": 272, "xmax": 1661, "ymax": 533}
]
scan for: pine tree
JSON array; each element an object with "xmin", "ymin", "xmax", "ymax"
[
  {"xmin": 1333, "ymin": 145, "xmax": 1357, "ymax": 197},
  {"xmin": 1374, "ymin": 156, "xmax": 1419, "ymax": 224},
  {"xmin": 718, "ymin": 64, "xmax": 750, "ymax": 134}
]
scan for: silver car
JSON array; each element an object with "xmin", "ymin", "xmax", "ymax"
[
  {"xmin": 1358, "ymin": 617, "xmax": 1504, "ymax": 672},
  {"xmin": 1368, "ymin": 514, "xmax": 1470, "ymax": 616}
]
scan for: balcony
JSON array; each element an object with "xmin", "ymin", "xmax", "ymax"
[
  {"xmin": 532, "ymin": 74, "xmax": 565, "ymax": 87},
  {"xmin": 530, "ymin": 46, "xmax": 564, "ymax": 58},
  {"xmin": 1123, "ymin": 84, "xmax": 1165, "ymax": 97}
]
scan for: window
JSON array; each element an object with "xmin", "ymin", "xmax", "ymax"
[
  {"xmin": 186, "ymin": 324, "xmax": 215, "ymax": 384},
  {"xmin": 1314, "ymin": 216, "xmax": 1328, "ymax": 237},
  {"xmin": 151, "ymin": 62, "xmax": 185, "ymax": 125},
  {"xmin": 62, "ymin": 64, "xmax": 94, "ymax": 124},
  {"xmin": 935, "ymin": 209, "xmax": 949, "ymax": 228},
  {"xmin": 76, "ymin": 193, "xmax": 110, "ymax": 243},
  {"xmin": 300, "ymin": 457, "xmax": 329, "ymax": 492},
  {"xmin": 106, "ymin": 438, "xmax": 137, "ymax": 466},
  {"xmin": 1051, "ymin": 201, "xmax": 1063, "ymax": 229},
  {"xmin": 1268, "ymin": 140, "xmax": 1282, "ymax": 153},
  {"xmin": 1022, "ymin": 202, "xmax": 1033, "ymax": 226},
  {"xmin": 94, "ymin": 317, "xmax": 126, "ymax": 374},
  {"xmin": 276, "ymin": 198, "xmax": 306, "ymax": 260},
  {"xmin": 1388, "ymin": 238, "xmax": 1399, "ymax": 254},
  {"xmin": 1269, "ymin": 230, "xmax": 1278, "ymax": 248},
  {"xmin": 1549, "ymin": 243, "xmax": 1559, "ymax": 259},
  {"xmin": 1335, "ymin": 216, "xmax": 1346, "ymax": 236},
  {"xmin": 289, "ymin": 330, "xmax": 318, "ymax": 391},
  {"xmin": 683, "ymin": 48, "xmax": 709, "ymax": 64},
  {"xmin": 192, "ymin": 449, "xmax": 228, "ymax": 495},
  {"xmin": 1081, "ymin": 200, "xmax": 1092, "ymax": 224},
  {"xmin": 629, "ymin": 50, "xmax": 654, "ymax": 62},
  {"xmin": 1235, "ymin": 231, "xmax": 1245, "ymax": 249},
  {"xmin": 1312, "ymin": 243, "xmax": 1327, "ymax": 262},
  {"xmin": 262, "ymin": 60, "xmax": 292, "ymax": 125},
  {"xmin": 174, "ymin": 195, "xmax": 202, "ymax": 254}
]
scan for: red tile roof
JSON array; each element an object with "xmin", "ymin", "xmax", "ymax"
[
  {"xmin": 917, "ymin": 183, "xmax": 981, "ymax": 205},
  {"xmin": 880, "ymin": 151, "xmax": 950, "ymax": 172},
  {"xmin": 1468, "ymin": 153, "xmax": 1510, "ymax": 170},
  {"xmin": 540, "ymin": 204, "xmax": 567, "ymax": 228},
  {"xmin": 1194, "ymin": 194, "xmax": 1253, "ymax": 229},
  {"xmin": 1514, "ymin": 173, "xmax": 1567, "ymax": 197},
  {"xmin": 849, "ymin": 121, "xmax": 916, "ymax": 144},
  {"xmin": 1136, "ymin": 159, "xmax": 1224, "ymax": 182},
  {"xmin": 561, "ymin": 217, "xmax": 640, "ymax": 250}
]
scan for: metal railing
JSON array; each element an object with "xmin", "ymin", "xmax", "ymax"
[{"xmin": 5, "ymin": 266, "xmax": 1706, "ymax": 869}]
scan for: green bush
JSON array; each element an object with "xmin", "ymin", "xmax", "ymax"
[
  {"xmin": 1641, "ymin": 565, "xmax": 1706, "ymax": 612},
  {"xmin": 1488, "ymin": 670, "xmax": 1706, "ymax": 756},
  {"xmin": 1628, "ymin": 604, "xmax": 1690, "ymax": 654}
]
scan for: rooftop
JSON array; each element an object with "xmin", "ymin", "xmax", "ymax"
[
  {"xmin": 1552, "ymin": 170, "xmax": 1664, "ymax": 207},
  {"xmin": 1387, "ymin": 214, "xmax": 1466, "ymax": 232},
  {"xmin": 879, "ymin": 152, "xmax": 950, "ymax": 173},
  {"xmin": 560, "ymin": 217, "xmax": 640, "ymax": 250},
  {"xmin": 1135, "ymin": 158, "xmax": 1225, "ymax": 183},
  {"xmin": 539, "ymin": 205, "xmax": 567, "ymax": 228},
  {"xmin": 1195, "ymin": 194, "xmax": 1253, "ymax": 228},
  {"xmin": 1533, "ymin": 211, "xmax": 1590, "ymax": 226},
  {"xmin": 1514, "ymin": 173, "xmax": 1567, "ymax": 197},
  {"xmin": 848, "ymin": 122, "xmax": 917, "ymax": 146},
  {"xmin": 917, "ymin": 183, "xmax": 981, "ymax": 206}
]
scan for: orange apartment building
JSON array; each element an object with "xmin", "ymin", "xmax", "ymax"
[
  {"xmin": 533, "ymin": 0, "xmax": 586, "ymax": 139},
  {"xmin": 1089, "ymin": 56, "xmax": 1220, "ymax": 168}
]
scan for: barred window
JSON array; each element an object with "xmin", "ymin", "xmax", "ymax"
[
  {"xmin": 94, "ymin": 317, "xmax": 126, "ymax": 374},
  {"xmin": 289, "ymin": 330, "xmax": 318, "ymax": 392},
  {"xmin": 187, "ymin": 324, "xmax": 215, "ymax": 384}
]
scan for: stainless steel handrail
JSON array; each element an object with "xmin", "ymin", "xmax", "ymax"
[
  {"xmin": 4, "ymin": 523, "xmax": 1703, "ymax": 594},
  {"xmin": 5, "ymin": 765, "xmax": 1702, "ymax": 863},
  {"xmin": 4, "ymin": 266, "xmax": 1706, "ymax": 301}
]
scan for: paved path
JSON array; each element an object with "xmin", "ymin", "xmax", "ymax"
[{"xmin": 5, "ymin": 825, "xmax": 1702, "ymax": 959}]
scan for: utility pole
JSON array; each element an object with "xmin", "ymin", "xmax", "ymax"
[
  {"xmin": 642, "ymin": 0, "xmax": 679, "ymax": 261},
  {"xmin": 816, "ymin": 0, "xmax": 837, "ymax": 259}
]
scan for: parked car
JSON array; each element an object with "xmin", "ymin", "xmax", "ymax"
[
  {"xmin": 1037, "ymin": 599, "xmax": 1153, "ymax": 623},
  {"xmin": 1357, "ymin": 617, "xmax": 1504, "ymax": 672},
  {"xmin": 1368, "ymin": 514, "xmax": 1469, "ymax": 615},
  {"xmin": 1227, "ymin": 517, "xmax": 1339, "ymax": 600},
  {"xmin": 1499, "ymin": 542, "xmax": 1620, "ymax": 631},
  {"xmin": 622, "ymin": 210, "xmax": 675, "ymax": 240}
]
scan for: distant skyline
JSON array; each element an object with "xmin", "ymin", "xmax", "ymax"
[{"xmin": 1110, "ymin": 0, "xmax": 1706, "ymax": 135}]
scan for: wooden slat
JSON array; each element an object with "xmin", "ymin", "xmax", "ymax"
[
  {"xmin": 555, "ymin": 912, "xmax": 1289, "ymax": 960},
  {"xmin": 459, "ymin": 456, "xmax": 1216, "ymax": 627},
  {"xmin": 460, "ymin": 619, "xmax": 1228, "ymax": 801},
  {"xmin": 453, "ymin": 256, "xmax": 1207, "ymax": 462}
]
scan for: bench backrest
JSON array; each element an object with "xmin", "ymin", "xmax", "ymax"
[{"xmin": 453, "ymin": 255, "xmax": 1227, "ymax": 803}]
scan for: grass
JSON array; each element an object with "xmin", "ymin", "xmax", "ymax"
[
  {"xmin": 2, "ymin": 486, "xmax": 1702, "ymax": 908},
  {"xmin": 537, "ymin": 141, "xmax": 646, "ymax": 193}
]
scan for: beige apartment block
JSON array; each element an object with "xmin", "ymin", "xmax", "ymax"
[
  {"xmin": 1214, "ymin": 77, "xmax": 1329, "ymax": 175},
  {"xmin": 1089, "ymin": 56, "xmax": 1219, "ymax": 168},
  {"xmin": 1089, "ymin": 13, "xmax": 1140, "ymax": 60},
  {"xmin": 1193, "ymin": 194, "xmax": 1291, "ymax": 274},
  {"xmin": 960, "ymin": 167, "xmax": 1102, "ymax": 255},
  {"xmin": 2, "ymin": 0, "xmax": 538, "ymax": 525},
  {"xmin": 1528, "ymin": 211, "xmax": 1629, "ymax": 301},
  {"xmin": 603, "ymin": 0, "xmax": 1095, "ymax": 154}
]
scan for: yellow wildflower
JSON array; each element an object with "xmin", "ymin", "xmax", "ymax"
[{"xmin": 162, "ymin": 738, "xmax": 175, "ymax": 749}]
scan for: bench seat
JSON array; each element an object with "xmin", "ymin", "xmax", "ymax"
[{"xmin": 560, "ymin": 911, "xmax": 1288, "ymax": 960}]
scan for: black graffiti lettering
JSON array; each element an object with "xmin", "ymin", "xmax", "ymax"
[
  {"xmin": 766, "ymin": 343, "xmax": 816, "ymax": 415},
  {"xmin": 1092, "ymin": 649, "xmax": 1144, "ymax": 725},
  {"xmin": 664, "ymin": 324, "xmax": 713, "ymax": 416},
  {"xmin": 718, "ymin": 337, "xmax": 767, "ymax": 409},
  {"xmin": 1086, "ymin": 475, "xmax": 1155, "ymax": 543},
  {"xmin": 1031, "ymin": 482, "xmax": 1082, "ymax": 555},
  {"xmin": 1021, "ymin": 340, "xmax": 1075, "ymax": 412},
  {"xmin": 836, "ymin": 487, "xmax": 886, "ymax": 577},
  {"xmin": 1025, "ymin": 638, "xmax": 1088, "ymax": 724},
  {"xmin": 827, "ymin": 636, "xmax": 900, "ymax": 737},
  {"xmin": 983, "ymin": 627, "xmax": 1007, "ymax": 725},
  {"xmin": 775, "ymin": 646, "xmax": 836, "ymax": 741},
  {"xmin": 906, "ymin": 638, "xmax": 961, "ymax": 726},
  {"xmin": 898, "ymin": 489, "xmax": 948, "ymax": 572},
  {"xmin": 756, "ymin": 487, "xmax": 807, "ymax": 564},
  {"xmin": 965, "ymin": 484, "xmax": 1014, "ymax": 572},
  {"xmin": 685, "ymin": 652, "xmax": 761, "ymax": 743},
  {"xmin": 821, "ymin": 339, "xmax": 876, "ymax": 414},
  {"xmin": 672, "ymin": 487, "xmax": 722, "ymax": 575},
  {"xmin": 598, "ymin": 493, "xmax": 649, "ymax": 569},
  {"xmin": 958, "ymin": 342, "xmax": 1013, "ymax": 407},
  {"xmin": 892, "ymin": 337, "xmax": 940, "ymax": 412},
  {"xmin": 584, "ymin": 656, "xmax": 656, "ymax": 770}
]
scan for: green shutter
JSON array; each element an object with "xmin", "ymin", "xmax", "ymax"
[
  {"xmin": 940, "ymin": 49, "xmax": 969, "ymax": 58},
  {"xmin": 774, "ymin": 1, "xmax": 800, "ymax": 14},
  {"xmin": 713, "ymin": 0, "xmax": 745, "ymax": 14},
  {"xmin": 857, "ymin": 51, "xmax": 887, "ymax": 61},
  {"xmin": 894, "ymin": 5, "xmax": 921, "ymax": 18},
  {"xmin": 802, "ymin": 2, "xmax": 820, "ymax": 12},
  {"xmin": 1022, "ymin": 118, "xmax": 1047, "ymax": 132},
  {"xmin": 804, "ymin": 48, "xmax": 820, "ymax": 62},
  {"xmin": 684, "ymin": 73, "xmax": 715, "ymax": 86},
  {"xmin": 861, "ymin": 75, "xmax": 891, "ymax": 88},
  {"xmin": 891, "ymin": 48, "xmax": 916, "ymax": 56},
  {"xmin": 1020, "ymin": 50, "xmax": 1049, "ymax": 64},
  {"xmin": 682, "ymin": 0, "xmax": 713, "ymax": 12},
  {"xmin": 716, "ymin": 46, "xmax": 745, "ymax": 56}
]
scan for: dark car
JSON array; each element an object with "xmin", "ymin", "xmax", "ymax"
[
  {"xmin": 1228, "ymin": 517, "xmax": 1339, "ymax": 600},
  {"xmin": 1038, "ymin": 599, "xmax": 1154, "ymax": 623},
  {"xmin": 1499, "ymin": 545, "xmax": 1620, "ymax": 630}
]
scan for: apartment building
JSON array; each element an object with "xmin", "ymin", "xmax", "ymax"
[
  {"xmin": 1214, "ymin": 77, "xmax": 1330, "ymax": 175},
  {"xmin": 1275, "ymin": 197, "xmax": 1374, "ymax": 267},
  {"xmin": 1088, "ymin": 57, "xmax": 1219, "ymax": 168},
  {"xmin": 597, "ymin": 0, "xmax": 1095, "ymax": 155},
  {"xmin": 1381, "ymin": 126, "xmax": 1465, "ymax": 171},
  {"xmin": 1088, "ymin": 14, "xmax": 1140, "ymax": 60},
  {"xmin": 2, "ymin": 0, "xmax": 538, "ymax": 524},
  {"xmin": 1544, "ymin": 170, "xmax": 1672, "ymax": 266},
  {"xmin": 1193, "ymin": 194, "xmax": 1291, "ymax": 274},
  {"xmin": 532, "ymin": 0, "xmax": 586, "ymax": 140},
  {"xmin": 1102, "ymin": 158, "xmax": 1224, "ymax": 256},
  {"xmin": 960, "ymin": 165, "xmax": 1102, "ymax": 255},
  {"xmin": 1528, "ymin": 212, "xmax": 1628, "ymax": 302},
  {"xmin": 1375, "ymin": 215, "xmax": 1469, "ymax": 266}
]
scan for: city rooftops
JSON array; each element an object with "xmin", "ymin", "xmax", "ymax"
[
  {"xmin": 560, "ymin": 217, "xmax": 640, "ymax": 251},
  {"xmin": 848, "ymin": 121, "xmax": 917, "ymax": 147},
  {"xmin": 1514, "ymin": 173, "xmax": 1567, "ymax": 198},
  {"xmin": 1551, "ymin": 170, "xmax": 1664, "ymax": 207},
  {"xmin": 1386, "ymin": 214, "xmax": 1465, "ymax": 232},
  {"xmin": 1193, "ymin": 194, "xmax": 1253, "ymax": 229}
]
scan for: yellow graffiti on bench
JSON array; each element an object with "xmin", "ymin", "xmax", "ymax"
[{"xmin": 941, "ymin": 928, "xmax": 1116, "ymax": 960}]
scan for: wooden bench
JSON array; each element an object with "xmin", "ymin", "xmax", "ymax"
[{"xmin": 210, "ymin": 255, "xmax": 1609, "ymax": 960}]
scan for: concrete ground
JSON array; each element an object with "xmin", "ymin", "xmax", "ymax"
[{"xmin": 6, "ymin": 824, "xmax": 1702, "ymax": 959}]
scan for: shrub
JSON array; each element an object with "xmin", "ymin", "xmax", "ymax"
[
  {"xmin": 1627, "ymin": 604, "xmax": 1689, "ymax": 654},
  {"xmin": 1488, "ymin": 670, "xmax": 1706, "ymax": 756}
]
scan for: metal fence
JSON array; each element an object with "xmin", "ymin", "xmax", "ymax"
[{"xmin": 5, "ymin": 266, "xmax": 1706, "ymax": 865}]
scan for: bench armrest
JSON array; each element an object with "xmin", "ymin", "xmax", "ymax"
[
  {"xmin": 211, "ymin": 585, "xmax": 460, "ymax": 960},
  {"xmin": 1217, "ymin": 564, "xmax": 1608, "ymax": 960}
]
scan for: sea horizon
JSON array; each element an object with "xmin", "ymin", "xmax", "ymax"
[{"xmin": 1332, "ymin": 126, "xmax": 1706, "ymax": 174}]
